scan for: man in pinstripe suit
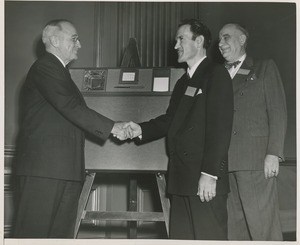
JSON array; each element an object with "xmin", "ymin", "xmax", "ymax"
[{"xmin": 218, "ymin": 23, "xmax": 287, "ymax": 240}]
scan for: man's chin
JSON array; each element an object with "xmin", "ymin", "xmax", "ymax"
[
  {"xmin": 177, "ymin": 58, "xmax": 184, "ymax": 63},
  {"xmin": 221, "ymin": 54, "xmax": 231, "ymax": 61}
]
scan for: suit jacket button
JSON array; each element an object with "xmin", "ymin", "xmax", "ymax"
[
  {"xmin": 183, "ymin": 152, "xmax": 188, "ymax": 156},
  {"xmin": 233, "ymin": 131, "xmax": 237, "ymax": 135}
]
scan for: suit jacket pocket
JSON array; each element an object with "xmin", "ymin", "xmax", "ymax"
[{"xmin": 41, "ymin": 135, "xmax": 77, "ymax": 162}]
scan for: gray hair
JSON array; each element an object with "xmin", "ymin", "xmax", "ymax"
[{"xmin": 42, "ymin": 19, "xmax": 72, "ymax": 45}]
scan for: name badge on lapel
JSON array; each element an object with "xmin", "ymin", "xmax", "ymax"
[
  {"xmin": 237, "ymin": 68, "xmax": 250, "ymax": 75},
  {"xmin": 185, "ymin": 86, "xmax": 197, "ymax": 97}
]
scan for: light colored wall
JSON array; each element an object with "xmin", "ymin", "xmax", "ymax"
[{"xmin": 5, "ymin": 1, "xmax": 97, "ymax": 145}]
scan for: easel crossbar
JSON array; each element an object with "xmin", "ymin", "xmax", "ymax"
[
  {"xmin": 74, "ymin": 172, "xmax": 170, "ymax": 238},
  {"xmin": 83, "ymin": 211, "xmax": 165, "ymax": 222}
]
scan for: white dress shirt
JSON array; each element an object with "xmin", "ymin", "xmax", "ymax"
[
  {"xmin": 228, "ymin": 54, "xmax": 246, "ymax": 79},
  {"xmin": 187, "ymin": 56, "xmax": 207, "ymax": 78},
  {"xmin": 53, "ymin": 54, "xmax": 66, "ymax": 67}
]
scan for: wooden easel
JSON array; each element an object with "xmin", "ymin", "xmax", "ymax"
[{"xmin": 73, "ymin": 171, "xmax": 170, "ymax": 238}]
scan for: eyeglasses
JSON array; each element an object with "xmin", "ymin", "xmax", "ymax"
[{"xmin": 71, "ymin": 36, "xmax": 80, "ymax": 43}]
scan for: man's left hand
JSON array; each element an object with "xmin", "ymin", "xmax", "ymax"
[
  {"xmin": 264, "ymin": 154, "xmax": 280, "ymax": 179},
  {"xmin": 197, "ymin": 174, "xmax": 216, "ymax": 202}
]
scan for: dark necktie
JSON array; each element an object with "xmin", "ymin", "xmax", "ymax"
[{"xmin": 225, "ymin": 60, "xmax": 241, "ymax": 70}]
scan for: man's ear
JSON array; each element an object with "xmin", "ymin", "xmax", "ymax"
[
  {"xmin": 239, "ymin": 34, "xmax": 247, "ymax": 46},
  {"xmin": 49, "ymin": 35, "xmax": 59, "ymax": 48},
  {"xmin": 196, "ymin": 35, "xmax": 204, "ymax": 48}
]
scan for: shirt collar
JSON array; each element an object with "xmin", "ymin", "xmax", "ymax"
[
  {"xmin": 228, "ymin": 54, "xmax": 247, "ymax": 79},
  {"xmin": 53, "ymin": 54, "xmax": 66, "ymax": 67},
  {"xmin": 187, "ymin": 56, "xmax": 207, "ymax": 78},
  {"xmin": 238, "ymin": 53, "xmax": 246, "ymax": 65}
]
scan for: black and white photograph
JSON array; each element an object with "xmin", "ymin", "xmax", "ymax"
[{"xmin": 2, "ymin": 1, "xmax": 297, "ymax": 244}]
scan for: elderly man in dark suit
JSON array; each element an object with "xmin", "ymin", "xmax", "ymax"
[
  {"xmin": 120, "ymin": 19, "xmax": 233, "ymax": 240},
  {"xmin": 218, "ymin": 23, "xmax": 287, "ymax": 240},
  {"xmin": 14, "ymin": 19, "xmax": 127, "ymax": 238}
]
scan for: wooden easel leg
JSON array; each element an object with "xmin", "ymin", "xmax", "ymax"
[
  {"xmin": 128, "ymin": 177, "xmax": 138, "ymax": 239},
  {"xmin": 73, "ymin": 172, "xmax": 96, "ymax": 238},
  {"xmin": 156, "ymin": 173, "xmax": 170, "ymax": 237}
]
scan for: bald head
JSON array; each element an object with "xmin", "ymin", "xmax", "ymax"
[{"xmin": 222, "ymin": 23, "xmax": 249, "ymax": 46}]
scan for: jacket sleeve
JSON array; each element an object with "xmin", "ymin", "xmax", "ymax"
[
  {"xmin": 32, "ymin": 61, "xmax": 114, "ymax": 140},
  {"xmin": 201, "ymin": 65, "xmax": 234, "ymax": 177},
  {"xmin": 263, "ymin": 59, "xmax": 287, "ymax": 160}
]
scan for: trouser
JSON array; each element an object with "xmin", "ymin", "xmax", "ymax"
[
  {"xmin": 169, "ymin": 194, "xmax": 228, "ymax": 240},
  {"xmin": 13, "ymin": 175, "xmax": 82, "ymax": 238},
  {"xmin": 227, "ymin": 171, "xmax": 283, "ymax": 241}
]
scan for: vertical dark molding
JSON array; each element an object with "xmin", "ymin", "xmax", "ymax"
[
  {"xmin": 117, "ymin": 2, "xmax": 125, "ymax": 66},
  {"xmin": 116, "ymin": 2, "xmax": 120, "ymax": 66},
  {"xmin": 94, "ymin": 2, "xmax": 105, "ymax": 67},
  {"xmin": 96, "ymin": 2, "xmax": 183, "ymax": 67}
]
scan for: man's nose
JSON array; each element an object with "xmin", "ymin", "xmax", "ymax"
[
  {"xmin": 77, "ymin": 40, "xmax": 81, "ymax": 48},
  {"xmin": 174, "ymin": 41, "xmax": 179, "ymax": 49},
  {"xmin": 219, "ymin": 38, "xmax": 225, "ymax": 46}
]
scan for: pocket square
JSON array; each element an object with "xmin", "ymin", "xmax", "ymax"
[{"xmin": 196, "ymin": 89, "xmax": 202, "ymax": 95}]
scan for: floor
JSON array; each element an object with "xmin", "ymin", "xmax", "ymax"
[{"xmin": 283, "ymin": 231, "xmax": 296, "ymax": 241}]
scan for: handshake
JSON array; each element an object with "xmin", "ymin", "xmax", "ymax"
[{"xmin": 111, "ymin": 121, "xmax": 142, "ymax": 141}]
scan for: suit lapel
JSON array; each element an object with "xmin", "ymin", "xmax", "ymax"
[
  {"xmin": 189, "ymin": 58, "xmax": 210, "ymax": 88},
  {"xmin": 64, "ymin": 66, "xmax": 86, "ymax": 103},
  {"xmin": 232, "ymin": 56, "xmax": 254, "ymax": 94},
  {"xmin": 47, "ymin": 53, "xmax": 86, "ymax": 104},
  {"xmin": 169, "ymin": 58, "xmax": 209, "ymax": 136}
]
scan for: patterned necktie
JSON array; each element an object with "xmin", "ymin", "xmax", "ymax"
[{"xmin": 225, "ymin": 60, "xmax": 241, "ymax": 70}]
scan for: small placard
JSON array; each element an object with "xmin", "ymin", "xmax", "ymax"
[
  {"xmin": 122, "ymin": 72, "xmax": 136, "ymax": 82},
  {"xmin": 237, "ymin": 68, "xmax": 250, "ymax": 75},
  {"xmin": 119, "ymin": 68, "xmax": 138, "ymax": 84},
  {"xmin": 82, "ymin": 69, "xmax": 107, "ymax": 91},
  {"xmin": 153, "ymin": 77, "xmax": 169, "ymax": 92},
  {"xmin": 185, "ymin": 86, "xmax": 197, "ymax": 97},
  {"xmin": 153, "ymin": 68, "xmax": 170, "ymax": 92}
]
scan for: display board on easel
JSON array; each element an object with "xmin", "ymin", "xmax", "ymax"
[
  {"xmin": 73, "ymin": 38, "xmax": 185, "ymax": 238},
  {"xmin": 69, "ymin": 42, "xmax": 185, "ymax": 173}
]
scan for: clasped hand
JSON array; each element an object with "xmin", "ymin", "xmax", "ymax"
[{"xmin": 111, "ymin": 121, "xmax": 142, "ymax": 140}]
